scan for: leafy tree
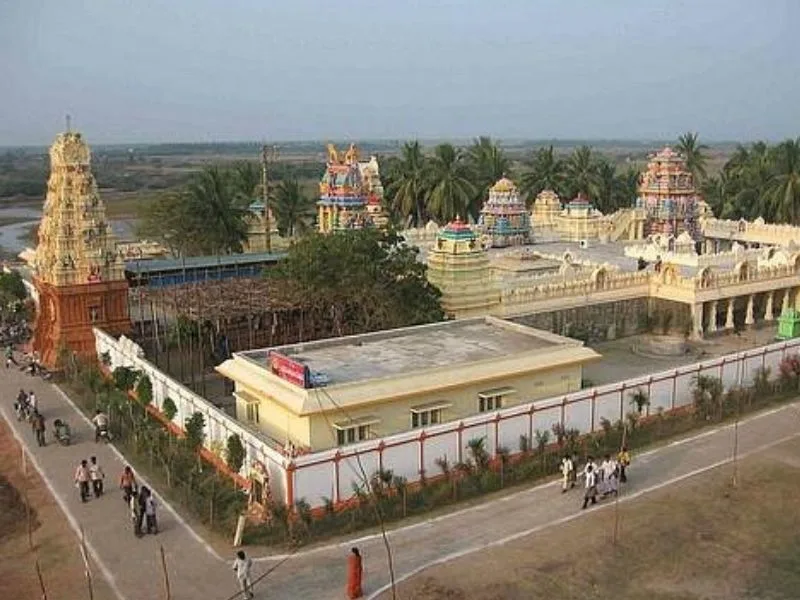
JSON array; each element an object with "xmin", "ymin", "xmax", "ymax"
[
  {"xmin": 424, "ymin": 143, "xmax": 476, "ymax": 223},
  {"xmin": 184, "ymin": 411, "xmax": 206, "ymax": 450},
  {"xmin": 226, "ymin": 433, "xmax": 246, "ymax": 474},
  {"xmin": 519, "ymin": 145, "xmax": 564, "ymax": 204},
  {"xmin": 231, "ymin": 160, "xmax": 261, "ymax": 203},
  {"xmin": 629, "ymin": 388, "xmax": 650, "ymax": 414},
  {"xmin": 266, "ymin": 229, "xmax": 443, "ymax": 334},
  {"xmin": 386, "ymin": 141, "xmax": 427, "ymax": 227},
  {"xmin": 563, "ymin": 146, "xmax": 601, "ymax": 201},
  {"xmin": 767, "ymin": 138, "xmax": 800, "ymax": 225},
  {"xmin": 185, "ymin": 167, "xmax": 250, "ymax": 254},
  {"xmin": 112, "ymin": 366, "xmax": 139, "ymax": 392},
  {"xmin": 272, "ymin": 178, "xmax": 315, "ymax": 237},
  {"xmin": 465, "ymin": 136, "xmax": 510, "ymax": 219},
  {"xmin": 0, "ymin": 271, "xmax": 27, "ymax": 301},
  {"xmin": 677, "ymin": 131, "xmax": 708, "ymax": 182}
]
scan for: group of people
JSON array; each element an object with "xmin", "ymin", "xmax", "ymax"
[
  {"xmin": 560, "ymin": 447, "xmax": 632, "ymax": 510},
  {"xmin": 73, "ymin": 456, "xmax": 106, "ymax": 502},
  {"xmin": 14, "ymin": 388, "xmax": 48, "ymax": 446},
  {"xmin": 120, "ymin": 465, "xmax": 158, "ymax": 537}
]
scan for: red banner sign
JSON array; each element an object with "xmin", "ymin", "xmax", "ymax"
[{"xmin": 269, "ymin": 351, "xmax": 309, "ymax": 388}]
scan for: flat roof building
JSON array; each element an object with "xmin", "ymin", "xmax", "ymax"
[{"xmin": 217, "ymin": 317, "xmax": 600, "ymax": 452}]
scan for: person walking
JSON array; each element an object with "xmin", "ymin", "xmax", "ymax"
[
  {"xmin": 232, "ymin": 550, "xmax": 254, "ymax": 599},
  {"xmin": 560, "ymin": 454, "xmax": 574, "ymax": 493},
  {"xmin": 129, "ymin": 489, "xmax": 140, "ymax": 537},
  {"xmin": 31, "ymin": 411, "xmax": 46, "ymax": 447},
  {"xmin": 119, "ymin": 465, "xmax": 137, "ymax": 503},
  {"xmin": 569, "ymin": 452, "xmax": 579, "ymax": 488},
  {"xmin": 144, "ymin": 492, "xmax": 158, "ymax": 534},
  {"xmin": 89, "ymin": 456, "xmax": 105, "ymax": 497},
  {"xmin": 617, "ymin": 446, "xmax": 631, "ymax": 483},
  {"xmin": 346, "ymin": 547, "xmax": 364, "ymax": 599},
  {"xmin": 135, "ymin": 486, "xmax": 149, "ymax": 537},
  {"xmin": 581, "ymin": 458, "xmax": 598, "ymax": 510},
  {"xmin": 74, "ymin": 460, "xmax": 91, "ymax": 503},
  {"xmin": 28, "ymin": 391, "xmax": 37, "ymax": 413}
]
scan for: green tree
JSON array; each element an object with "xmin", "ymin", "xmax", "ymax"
[
  {"xmin": 272, "ymin": 178, "xmax": 315, "ymax": 237},
  {"xmin": 184, "ymin": 412, "xmax": 206, "ymax": 450},
  {"xmin": 226, "ymin": 434, "xmax": 246, "ymax": 474},
  {"xmin": 231, "ymin": 160, "xmax": 261, "ymax": 202},
  {"xmin": 563, "ymin": 146, "xmax": 601, "ymax": 201},
  {"xmin": 465, "ymin": 136, "xmax": 510, "ymax": 219},
  {"xmin": 767, "ymin": 138, "xmax": 800, "ymax": 225},
  {"xmin": 677, "ymin": 132, "xmax": 708, "ymax": 182},
  {"xmin": 162, "ymin": 396, "xmax": 178, "ymax": 421},
  {"xmin": 386, "ymin": 141, "xmax": 427, "ymax": 227},
  {"xmin": 0, "ymin": 271, "xmax": 26, "ymax": 301},
  {"xmin": 519, "ymin": 145, "xmax": 564, "ymax": 204},
  {"xmin": 424, "ymin": 143, "xmax": 476, "ymax": 223},
  {"xmin": 185, "ymin": 167, "xmax": 250, "ymax": 254},
  {"xmin": 266, "ymin": 229, "xmax": 444, "ymax": 334}
]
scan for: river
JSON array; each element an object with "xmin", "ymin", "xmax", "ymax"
[{"xmin": 0, "ymin": 205, "xmax": 134, "ymax": 256}]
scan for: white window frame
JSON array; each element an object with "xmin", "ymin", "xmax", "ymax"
[
  {"xmin": 333, "ymin": 417, "xmax": 379, "ymax": 446},
  {"xmin": 410, "ymin": 402, "xmax": 452, "ymax": 429},
  {"xmin": 478, "ymin": 387, "xmax": 516, "ymax": 413}
]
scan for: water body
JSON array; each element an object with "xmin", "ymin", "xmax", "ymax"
[{"xmin": 0, "ymin": 205, "xmax": 134, "ymax": 256}]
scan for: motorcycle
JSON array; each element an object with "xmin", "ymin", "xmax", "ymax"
[
  {"xmin": 96, "ymin": 426, "xmax": 113, "ymax": 444},
  {"xmin": 53, "ymin": 419, "xmax": 71, "ymax": 446}
]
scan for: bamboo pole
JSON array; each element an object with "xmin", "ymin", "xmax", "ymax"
[
  {"xmin": 160, "ymin": 545, "xmax": 172, "ymax": 600},
  {"xmin": 35, "ymin": 560, "xmax": 48, "ymax": 600}
]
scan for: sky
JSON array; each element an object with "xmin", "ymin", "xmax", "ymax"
[{"xmin": 0, "ymin": 0, "xmax": 797, "ymax": 146}]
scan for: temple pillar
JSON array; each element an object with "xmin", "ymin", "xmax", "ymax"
[
  {"xmin": 691, "ymin": 303, "xmax": 704, "ymax": 340},
  {"xmin": 745, "ymin": 294, "xmax": 755, "ymax": 327},
  {"xmin": 707, "ymin": 301, "xmax": 718, "ymax": 333},
  {"xmin": 725, "ymin": 298, "xmax": 735, "ymax": 330},
  {"xmin": 782, "ymin": 289, "xmax": 791, "ymax": 315},
  {"xmin": 765, "ymin": 291, "xmax": 774, "ymax": 321}
]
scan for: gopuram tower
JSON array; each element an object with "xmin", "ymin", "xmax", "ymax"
[{"xmin": 31, "ymin": 130, "xmax": 130, "ymax": 368}]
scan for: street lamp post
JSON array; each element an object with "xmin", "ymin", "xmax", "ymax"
[{"xmin": 261, "ymin": 144, "xmax": 279, "ymax": 254}]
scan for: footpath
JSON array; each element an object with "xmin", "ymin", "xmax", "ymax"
[{"xmin": 3, "ymin": 364, "xmax": 800, "ymax": 600}]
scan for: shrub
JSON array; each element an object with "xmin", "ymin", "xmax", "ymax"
[
  {"xmin": 184, "ymin": 412, "xmax": 206, "ymax": 450},
  {"xmin": 466, "ymin": 437, "xmax": 489, "ymax": 471},
  {"xmin": 161, "ymin": 396, "xmax": 178, "ymax": 421},
  {"xmin": 136, "ymin": 374, "xmax": 153, "ymax": 406},
  {"xmin": 778, "ymin": 355, "xmax": 800, "ymax": 391},
  {"xmin": 753, "ymin": 366, "xmax": 772, "ymax": 396},
  {"xmin": 692, "ymin": 375, "xmax": 724, "ymax": 421},
  {"xmin": 226, "ymin": 434, "xmax": 246, "ymax": 474},
  {"xmin": 629, "ymin": 387, "xmax": 650, "ymax": 414},
  {"xmin": 112, "ymin": 366, "xmax": 139, "ymax": 391}
]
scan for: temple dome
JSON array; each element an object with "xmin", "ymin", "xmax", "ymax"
[{"xmin": 490, "ymin": 177, "xmax": 517, "ymax": 194}]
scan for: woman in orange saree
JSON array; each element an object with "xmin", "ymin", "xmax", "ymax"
[{"xmin": 347, "ymin": 547, "xmax": 363, "ymax": 599}]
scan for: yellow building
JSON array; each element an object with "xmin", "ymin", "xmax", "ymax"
[{"xmin": 216, "ymin": 317, "xmax": 600, "ymax": 451}]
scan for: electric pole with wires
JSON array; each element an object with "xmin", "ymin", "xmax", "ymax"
[{"xmin": 261, "ymin": 144, "xmax": 278, "ymax": 253}]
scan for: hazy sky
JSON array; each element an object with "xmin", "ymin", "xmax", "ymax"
[{"xmin": 1, "ymin": 0, "xmax": 796, "ymax": 145}]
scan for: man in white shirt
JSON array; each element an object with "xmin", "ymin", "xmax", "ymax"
[
  {"xmin": 89, "ymin": 456, "xmax": 105, "ymax": 497},
  {"xmin": 581, "ymin": 458, "xmax": 598, "ymax": 510},
  {"xmin": 92, "ymin": 410, "xmax": 109, "ymax": 443},
  {"xmin": 560, "ymin": 455, "xmax": 574, "ymax": 493},
  {"xmin": 232, "ymin": 550, "xmax": 254, "ymax": 599}
]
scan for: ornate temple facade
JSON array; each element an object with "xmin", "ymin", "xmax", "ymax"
[
  {"xmin": 530, "ymin": 189, "xmax": 562, "ymax": 230},
  {"xmin": 636, "ymin": 146, "xmax": 700, "ymax": 238},
  {"xmin": 317, "ymin": 144, "xmax": 386, "ymax": 233},
  {"xmin": 555, "ymin": 193, "xmax": 604, "ymax": 241},
  {"xmin": 478, "ymin": 177, "xmax": 532, "ymax": 248},
  {"xmin": 32, "ymin": 131, "xmax": 130, "ymax": 367}
]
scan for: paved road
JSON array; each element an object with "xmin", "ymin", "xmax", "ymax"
[{"xmin": 3, "ymin": 364, "xmax": 800, "ymax": 600}]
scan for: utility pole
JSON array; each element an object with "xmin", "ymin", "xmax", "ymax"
[{"xmin": 261, "ymin": 144, "xmax": 278, "ymax": 253}]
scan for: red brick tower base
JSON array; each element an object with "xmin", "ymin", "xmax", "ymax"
[{"xmin": 32, "ymin": 278, "xmax": 131, "ymax": 369}]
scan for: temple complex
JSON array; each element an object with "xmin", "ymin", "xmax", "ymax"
[
  {"xmin": 31, "ymin": 130, "xmax": 130, "ymax": 367},
  {"xmin": 426, "ymin": 218, "xmax": 499, "ymax": 318},
  {"xmin": 477, "ymin": 177, "xmax": 532, "ymax": 248},
  {"xmin": 636, "ymin": 146, "xmax": 700, "ymax": 238}
]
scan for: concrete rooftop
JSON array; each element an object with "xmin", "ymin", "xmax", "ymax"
[{"xmin": 241, "ymin": 318, "xmax": 566, "ymax": 386}]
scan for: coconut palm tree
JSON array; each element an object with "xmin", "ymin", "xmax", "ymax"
[
  {"xmin": 466, "ymin": 136, "xmax": 511, "ymax": 219},
  {"xmin": 563, "ymin": 146, "xmax": 601, "ymax": 201},
  {"xmin": 273, "ymin": 178, "xmax": 316, "ymax": 237},
  {"xmin": 677, "ymin": 132, "xmax": 709, "ymax": 182},
  {"xmin": 424, "ymin": 144, "xmax": 476, "ymax": 223},
  {"xmin": 594, "ymin": 160, "xmax": 619, "ymax": 214},
  {"xmin": 519, "ymin": 145, "xmax": 564, "ymax": 205},
  {"xmin": 767, "ymin": 138, "xmax": 800, "ymax": 225},
  {"xmin": 386, "ymin": 141, "xmax": 427, "ymax": 227},
  {"xmin": 231, "ymin": 160, "xmax": 262, "ymax": 202},
  {"xmin": 185, "ymin": 167, "xmax": 249, "ymax": 254}
]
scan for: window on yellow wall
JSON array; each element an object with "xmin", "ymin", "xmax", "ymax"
[
  {"xmin": 336, "ymin": 425, "xmax": 371, "ymax": 446},
  {"xmin": 245, "ymin": 402, "xmax": 259, "ymax": 424},
  {"xmin": 478, "ymin": 387, "xmax": 514, "ymax": 413},
  {"xmin": 410, "ymin": 402, "xmax": 450, "ymax": 429}
]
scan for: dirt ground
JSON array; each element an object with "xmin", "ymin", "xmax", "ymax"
[
  {"xmin": 0, "ymin": 419, "xmax": 113, "ymax": 600},
  {"xmin": 389, "ymin": 438, "xmax": 800, "ymax": 600}
]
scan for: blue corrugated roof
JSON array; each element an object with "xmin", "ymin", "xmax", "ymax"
[{"xmin": 125, "ymin": 251, "xmax": 286, "ymax": 274}]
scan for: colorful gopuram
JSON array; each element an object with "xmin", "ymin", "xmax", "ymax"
[
  {"xmin": 478, "ymin": 177, "xmax": 532, "ymax": 248},
  {"xmin": 32, "ymin": 130, "xmax": 130, "ymax": 367},
  {"xmin": 636, "ymin": 146, "xmax": 700, "ymax": 238},
  {"xmin": 359, "ymin": 155, "xmax": 388, "ymax": 229},
  {"xmin": 317, "ymin": 144, "xmax": 371, "ymax": 233},
  {"xmin": 426, "ymin": 218, "xmax": 498, "ymax": 318}
]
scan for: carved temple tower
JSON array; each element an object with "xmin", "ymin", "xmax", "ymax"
[
  {"xmin": 31, "ymin": 131, "xmax": 130, "ymax": 368},
  {"xmin": 636, "ymin": 147, "xmax": 700, "ymax": 239}
]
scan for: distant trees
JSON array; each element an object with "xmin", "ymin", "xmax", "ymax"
[
  {"xmin": 273, "ymin": 179, "xmax": 315, "ymax": 237},
  {"xmin": 701, "ymin": 137, "xmax": 800, "ymax": 224}
]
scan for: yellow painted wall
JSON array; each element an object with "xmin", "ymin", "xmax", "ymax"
[
  {"xmin": 306, "ymin": 363, "xmax": 583, "ymax": 450},
  {"xmin": 235, "ymin": 383, "xmax": 311, "ymax": 447}
]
